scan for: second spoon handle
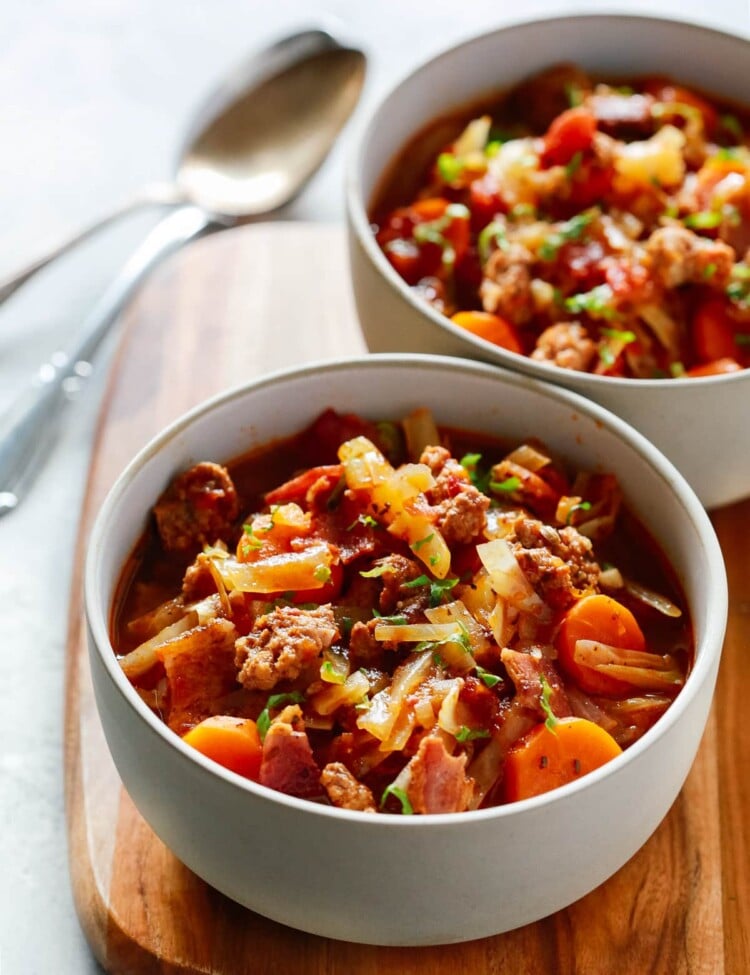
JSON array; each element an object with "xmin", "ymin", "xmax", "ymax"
[
  {"xmin": 0, "ymin": 182, "xmax": 186, "ymax": 306},
  {"xmin": 0, "ymin": 205, "xmax": 213, "ymax": 516}
]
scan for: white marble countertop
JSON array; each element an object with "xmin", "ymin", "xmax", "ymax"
[{"xmin": 1, "ymin": 1, "xmax": 747, "ymax": 971}]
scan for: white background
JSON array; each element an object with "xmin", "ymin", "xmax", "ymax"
[{"xmin": 1, "ymin": 1, "xmax": 748, "ymax": 971}]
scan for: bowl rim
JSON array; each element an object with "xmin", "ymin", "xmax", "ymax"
[
  {"xmin": 85, "ymin": 352, "xmax": 728, "ymax": 827},
  {"xmin": 345, "ymin": 11, "xmax": 750, "ymax": 391}
]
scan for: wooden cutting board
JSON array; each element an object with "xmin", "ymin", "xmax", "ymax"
[{"xmin": 64, "ymin": 223, "xmax": 749, "ymax": 974}]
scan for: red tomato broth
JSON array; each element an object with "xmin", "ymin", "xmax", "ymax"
[
  {"xmin": 112, "ymin": 409, "xmax": 692, "ymax": 814},
  {"xmin": 369, "ymin": 66, "xmax": 750, "ymax": 379}
]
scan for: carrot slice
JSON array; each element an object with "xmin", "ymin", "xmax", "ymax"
[
  {"xmin": 556, "ymin": 593, "xmax": 645, "ymax": 696},
  {"xmin": 450, "ymin": 311, "xmax": 523, "ymax": 353},
  {"xmin": 503, "ymin": 716, "xmax": 622, "ymax": 802},
  {"xmin": 182, "ymin": 716, "xmax": 262, "ymax": 779}
]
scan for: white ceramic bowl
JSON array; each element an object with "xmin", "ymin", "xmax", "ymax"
[
  {"xmin": 85, "ymin": 355, "xmax": 726, "ymax": 945},
  {"xmin": 346, "ymin": 14, "xmax": 750, "ymax": 511}
]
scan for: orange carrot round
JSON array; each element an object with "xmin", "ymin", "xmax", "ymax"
[
  {"xmin": 504, "ymin": 716, "xmax": 622, "ymax": 802},
  {"xmin": 556, "ymin": 593, "xmax": 645, "ymax": 696},
  {"xmin": 182, "ymin": 716, "xmax": 262, "ymax": 780},
  {"xmin": 450, "ymin": 311, "xmax": 523, "ymax": 353}
]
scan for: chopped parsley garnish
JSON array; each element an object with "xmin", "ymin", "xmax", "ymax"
[
  {"xmin": 261, "ymin": 505, "xmax": 280, "ymax": 532},
  {"xmin": 509, "ymin": 202, "xmax": 537, "ymax": 221},
  {"xmin": 670, "ymin": 361, "xmax": 686, "ymax": 378},
  {"xmin": 476, "ymin": 665, "xmax": 502, "ymax": 689},
  {"xmin": 565, "ymin": 500, "xmax": 592, "ymax": 524},
  {"xmin": 565, "ymin": 284, "xmax": 618, "ymax": 320},
  {"xmin": 727, "ymin": 264, "xmax": 750, "ymax": 306},
  {"xmin": 565, "ymin": 151, "xmax": 583, "ymax": 179},
  {"xmin": 703, "ymin": 262, "xmax": 718, "ymax": 279},
  {"xmin": 373, "ymin": 612, "xmax": 408, "ymax": 625},
  {"xmin": 720, "ymin": 113, "xmax": 744, "ymax": 140},
  {"xmin": 460, "ymin": 452, "xmax": 491, "ymax": 493},
  {"xmin": 538, "ymin": 208, "xmax": 599, "ymax": 262},
  {"xmin": 347, "ymin": 513, "xmax": 380, "ymax": 531},
  {"xmin": 414, "ymin": 622, "xmax": 471, "ymax": 656},
  {"xmin": 565, "ymin": 82, "xmax": 584, "ymax": 107},
  {"xmin": 413, "ymin": 533, "xmax": 435, "ymax": 551},
  {"xmin": 437, "ymin": 152, "xmax": 464, "ymax": 183},
  {"xmin": 360, "ymin": 564, "xmax": 390, "ymax": 579},
  {"xmin": 380, "ymin": 784, "xmax": 413, "ymax": 815},
  {"xmin": 478, "ymin": 220, "xmax": 509, "ymax": 263},
  {"xmin": 600, "ymin": 327, "xmax": 636, "ymax": 345},
  {"xmin": 684, "ymin": 210, "xmax": 723, "ymax": 230},
  {"xmin": 455, "ymin": 726, "xmax": 491, "ymax": 743},
  {"xmin": 403, "ymin": 574, "xmax": 459, "ymax": 607},
  {"xmin": 413, "ymin": 203, "xmax": 471, "ymax": 269},
  {"xmin": 257, "ymin": 691, "xmax": 305, "ymax": 741},
  {"xmin": 240, "ymin": 523, "xmax": 263, "ymax": 551},
  {"xmin": 313, "ymin": 564, "xmax": 332, "ymax": 584},
  {"xmin": 539, "ymin": 675, "xmax": 558, "ymax": 734},
  {"xmin": 489, "ymin": 475, "xmax": 521, "ymax": 494}
]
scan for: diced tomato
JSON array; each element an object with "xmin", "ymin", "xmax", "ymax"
[
  {"xmin": 692, "ymin": 297, "xmax": 739, "ymax": 363},
  {"xmin": 298, "ymin": 409, "xmax": 382, "ymax": 466},
  {"xmin": 540, "ymin": 108, "xmax": 597, "ymax": 168},
  {"xmin": 686, "ymin": 357, "xmax": 743, "ymax": 377},
  {"xmin": 567, "ymin": 160, "xmax": 614, "ymax": 210},
  {"xmin": 602, "ymin": 258, "xmax": 651, "ymax": 301},
  {"xmin": 264, "ymin": 465, "xmax": 343, "ymax": 506},
  {"xmin": 468, "ymin": 175, "xmax": 507, "ymax": 230}
]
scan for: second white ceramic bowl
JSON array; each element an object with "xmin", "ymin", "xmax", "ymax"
[
  {"xmin": 85, "ymin": 354, "xmax": 727, "ymax": 945},
  {"xmin": 346, "ymin": 14, "xmax": 750, "ymax": 510}
]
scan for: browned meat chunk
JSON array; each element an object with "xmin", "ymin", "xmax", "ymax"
[
  {"xmin": 235, "ymin": 605, "xmax": 339, "ymax": 691},
  {"xmin": 181, "ymin": 552, "xmax": 218, "ymax": 601},
  {"xmin": 507, "ymin": 515, "xmax": 600, "ymax": 610},
  {"xmin": 480, "ymin": 243, "xmax": 535, "ymax": 324},
  {"xmin": 646, "ymin": 225, "xmax": 735, "ymax": 289},
  {"xmin": 406, "ymin": 735, "xmax": 474, "ymax": 814},
  {"xmin": 500, "ymin": 647, "xmax": 572, "ymax": 718},
  {"xmin": 373, "ymin": 554, "xmax": 429, "ymax": 617},
  {"xmin": 321, "ymin": 762, "xmax": 377, "ymax": 812},
  {"xmin": 587, "ymin": 92, "xmax": 654, "ymax": 138},
  {"xmin": 154, "ymin": 462, "xmax": 239, "ymax": 554},
  {"xmin": 507, "ymin": 63, "xmax": 593, "ymax": 132},
  {"xmin": 259, "ymin": 705, "xmax": 322, "ymax": 799},
  {"xmin": 348, "ymin": 618, "xmax": 386, "ymax": 669},
  {"xmin": 531, "ymin": 322, "xmax": 597, "ymax": 372},
  {"xmin": 432, "ymin": 489, "xmax": 489, "ymax": 546},
  {"xmin": 420, "ymin": 445, "xmax": 489, "ymax": 545},
  {"xmin": 156, "ymin": 617, "xmax": 239, "ymax": 733}
]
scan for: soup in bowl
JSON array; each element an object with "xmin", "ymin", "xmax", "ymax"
[
  {"xmin": 85, "ymin": 355, "xmax": 727, "ymax": 944},
  {"xmin": 347, "ymin": 15, "xmax": 750, "ymax": 508}
]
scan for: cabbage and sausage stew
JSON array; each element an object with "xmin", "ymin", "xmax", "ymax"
[
  {"xmin": 114, "ymin": 409, "xmax": 691, "ymax": 814},
  {"xmin": 372, "ymin": 65, "xmax": 750, "ymax": 378}
]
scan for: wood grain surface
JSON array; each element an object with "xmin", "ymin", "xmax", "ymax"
[{"xmin": 64, "ymin": 223, "xmax": 749, "ymax": 975}]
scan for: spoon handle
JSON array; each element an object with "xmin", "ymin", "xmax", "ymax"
[
  {"xmin": 0, "ymin": 206, "xmax": 212, "ymax": 516},
  {"xmin": 0, "ymin": 182, "xmax": 186, "ymax": 305}
]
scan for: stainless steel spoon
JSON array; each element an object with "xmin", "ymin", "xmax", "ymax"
[
  {"xmin": 0, "ymin": 29, "xmax": 365, "ymax": 303},
  {"xmin": 0, "ymin": 29, "xmax": 366, "ymax": 515}
]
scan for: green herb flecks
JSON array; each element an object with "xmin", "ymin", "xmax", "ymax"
[
  {"xmin": 539, "ymin": 675, "xmax": 559, "ymax": 735},
  {"xmin": 413, "ymin": 203, "xmax": 471, "ymax": 270},
  {"xmin": 476, "ymin": 665, "xmax": 502, "ymax": 689},
  {"xmin": 684, "ymin": 210, "xmax": 723, "ymax": 230},
  {"xmin": 413, "ymin": 533, "xmax": 435, "ymax": 552},
  {"xmin": 347, "ymin": 513, "xmax": 380, "ymax": 531},
  {"xmin": 538, "ymin": 208, "xmax": 599, "ymax": 262},
  {"xmin": 380, "ymin": 784, "xmax": 414, "ymax": 815},
  {"xmin": 478, "ymin": 220, "xmax": 509, "ymax": 263},
  {"xmin": 565, "ymin": 500, "xmax": 592, "ymax": 525},
  {"xmin": 720, "ymin": 113, "xmax": 744, "ymax": 141},
  {"xmin": 313, "ymin": 564, "xmax": 332, "ymax": 584},
  {"xmin": 565, "ymin": 284, "xmax": 619, "ymax": 320},
  {"xmin": 488, "ymin": 475, "xmax": 522, "ymax": 494},
  {"xmin": 257, "ymin": 691, "xmax": 306, "ymax": 742},
  {"xmin": 455, "ymin": 726, "xmax": 491, "ymax": 743},
  {"xmin": 565, "ymin": 151, "xmax": 583, "ymax": 179},
  {"xmin": 403, "ymin": 574, "xmax": 459, "ymax": 607},
  {"xmin": 437, "ymin": 152, "xmax": 465, "ymax": 183}
]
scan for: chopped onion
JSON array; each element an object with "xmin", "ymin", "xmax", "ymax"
[
  {"xmin": 574, "ymin": 639, "xmax": 684, "ymax": 690},
  {"xmin": 118, "ymin": 614, "xmax": 196, "ymax": 679},
  {"xmin": 311, "ymin": 670, "xmax": 369, "ymax": 716},
  {"xmin": 402, "ymin": 407, "xmax": 441, "ymax": 461},
  {"xmin": 477, "ymin": 538, "xmax": 548, "ymax": 617},
  {"xmin": 437, "ymin": 678, "xmax": 465, "ymax": 735},
  {"xmin": 320, "ymin": 647, "xmax": 349, "ymax": 685},
  {"xmin": 374, "ymin": 621, "xmax": 462, "ymax": 643},
  {"xmin": 453, "ymin": 115, "xmax": 492, "ymax": 155},
  {"xmin": 503, "ymin": 443, "xmax": 551, "ymax": 472},
  {"xmin": 575, "ymin": 514, "xmax": 616, "ymax": 540},
  {"xmin": 357, "ymin": 652, "xmax": 433, "ymax": 742},
  {"xmin": 624, "ymin": 578, "xmax": 682, "ymax": 618},
  {"xmin": 638, "ymin": 303, "xmax": 680, "ymax": 355},
  {"xmin": 209, "ymin": 541, "xmax": 334, "ymax": 594},
  {"xmin": 598, "ymin": 566, "xmax": 625, "ymax": 589}
]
